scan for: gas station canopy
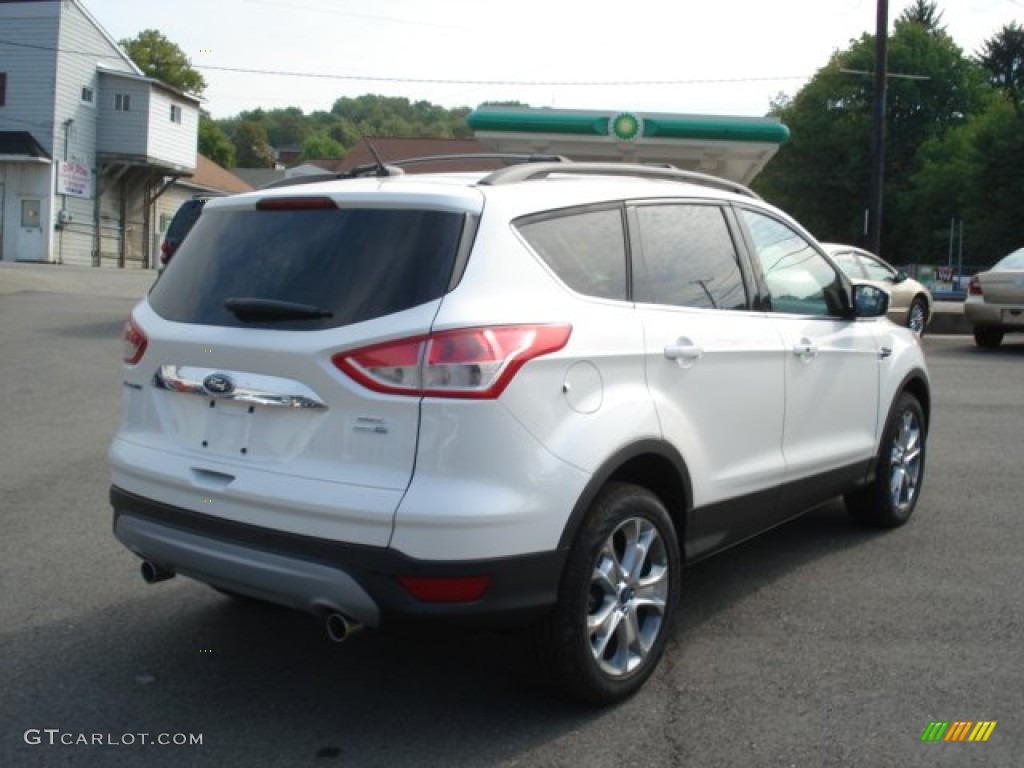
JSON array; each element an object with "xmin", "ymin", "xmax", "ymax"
[{"xmin": 467, "ymin": 107, "xmax": 790, "ymax": 185}]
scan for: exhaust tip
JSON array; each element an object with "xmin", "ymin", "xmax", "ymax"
[
  {"xmin": 325, "ymin": 612, "xmax": 363, "ymax": 643},
  {"xmin": 140, "ymin": 560, "xmax": 175, "ymax": 584}
]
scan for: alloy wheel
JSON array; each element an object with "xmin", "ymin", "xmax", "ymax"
[{"xmin": 586, "ymin": 516, "xmax": 670, "ymax": 677}]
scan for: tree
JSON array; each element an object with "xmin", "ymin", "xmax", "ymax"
[
  {"xmin": 301, "ymin": 132, "xmax": 345, "ymax": 160},
  {"xmin": 754, "ymin": 9, "xmax": 989, "ymax": 264},
  {"xmin": 899, "ymin": 0, "xmax": 944, "ymax": 32},
  {"xmin": 232, "ymin": 121, "xmax": 275, "ymax": 168},
  {"xmin": 198, "ymin": 114, "xmax": 235, "ymax": 168},
  {"xmin": 977, "ymin": 22, "xmax": 1024, "ymax": 110},
  {"xmin": 120, "ymin": 29, "xmax": 206, "ymax": 96}
]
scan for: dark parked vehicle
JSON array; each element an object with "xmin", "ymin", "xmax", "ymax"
[{"xmin": 160, "ymin": 198, "xmax": 208, "ymax": 265}]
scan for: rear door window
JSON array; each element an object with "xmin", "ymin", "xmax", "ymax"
[
  {"xmin": 149, "ymin": 207, "xmax": 467, "ymax": 330},
  {"xmin": 632, "ymin": 203, "xmax": 747, "ymax": 310}
]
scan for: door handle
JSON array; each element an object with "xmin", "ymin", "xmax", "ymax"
[
  {"xmin": 664, "ymin": 339, "xmax": 702, "ymax": 368},
  {"xmin": 792, "ymin": 338, "xmax": 818, "ymax": 362}
]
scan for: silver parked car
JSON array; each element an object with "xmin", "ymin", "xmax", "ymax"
[{"xmin": 964, "ymin": 247, "xmax": 1024, "ymax": 347}]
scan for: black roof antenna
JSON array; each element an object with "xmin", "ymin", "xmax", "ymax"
[{"xmin": 367, "ymin": 142, "xmax": 390, "ymax": 177}]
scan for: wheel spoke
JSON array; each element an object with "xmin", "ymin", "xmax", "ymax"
[
  {"xmin": 618, "ymin": 519, "xmax": 648, "ymax": 579},
  {"xmin": 596, "ymin": 541, "xmax": 624, "ymax": 586},
  {"xmin": 589, "ymin": 602, "xmax": 618, "ymax": 663}
]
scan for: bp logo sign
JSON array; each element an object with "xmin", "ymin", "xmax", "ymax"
[{"xmin": 610, "ymin": 112, "xmax": 643, "ymax": 141}]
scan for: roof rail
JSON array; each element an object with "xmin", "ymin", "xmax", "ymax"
[
  {"xmin": 258, "ymin": 153, "xmax": 569, "ymax": 190},
  {"xmin": 478, "ymin": 162, "xmax": 760, "ymax": 199}
]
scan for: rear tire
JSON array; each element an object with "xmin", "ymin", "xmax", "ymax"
[
  {"xmin": 845, "ymin": 392, "xmax": 926, "ymax": 528},
  {"xmin": 973, "ymin": 327, "xmax": 1004, "ymax": 348},
  {"xmin": 527, "ymin": 483, "xmax": 680, "ymax": 705}
]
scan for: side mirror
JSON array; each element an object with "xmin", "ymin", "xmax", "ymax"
[
  {"xmin": 893, "ymin": 269, "xmax": 908, "ymax": 285},
  {"xmin": 852, "ymin": 283, "xmax": 890, "ymax": 318}
]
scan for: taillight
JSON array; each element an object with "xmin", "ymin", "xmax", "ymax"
[
  {"xmin": 968, "ymin": 274, "xmax": 983, "ymax": 296},
  {"xmin": 121, "ymin": 317, "xmax": 148, "ymax": 365},
  {"xmin": 397, "ymin": 575, "xmax": 490, "ymax": 603},
  {"xmin": 333, "ymin": 324, "xmax": 572, "ymax": 399},
  {"xmin": 256, "ymin": 196, "xmax": 337, "ymax": 211}
]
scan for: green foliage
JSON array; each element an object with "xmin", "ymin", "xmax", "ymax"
[
  {"xmin": 961, "ymin": 99, "xmax": 1024, "ymax": 260},
  {"xmin": 976, "ymin": 22, "xmax": 1024, "ymax": 110},
  {"xmin": 212, "ymin": 95, "xmax": 477, "ymax": 165},
  {"xmin": 754, "ymin": 9, "xmax": 992, "ymax": 264},
  {"xmin": 198, "ymin": 114, "xmax": 235, "ymax": 168},
  {"xmin": 301, "ymin": 132, "xmax": 345, "ymax": 161},
  {"xmin": 232, "ymin": 121, "xmax": 275, "ymax": 168},
  {"xmin": 119, "ymin": 29, "xmax": 206, "ymax": 96},
  {"xmin": 898, "ymin": 0, "xmax": 945, "ymax": 32}
]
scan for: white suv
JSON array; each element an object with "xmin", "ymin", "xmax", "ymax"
[{"xmin": 111, "ymin": 159, "xmax": 930, "ymax": 704}]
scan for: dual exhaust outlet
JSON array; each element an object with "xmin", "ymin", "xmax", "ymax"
[{"xmin": 139, "ymin": 560, "xmax": 364, "ymax": 642}]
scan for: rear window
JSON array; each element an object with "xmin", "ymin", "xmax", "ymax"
[{"xmin": 148, "ymin": 207, "xmax": 466, "ymax": 330}]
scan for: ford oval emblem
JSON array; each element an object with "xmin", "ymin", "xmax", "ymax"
[{"xmin": 203, "ymin": 373, "xmax": 235, "ymax": 395}]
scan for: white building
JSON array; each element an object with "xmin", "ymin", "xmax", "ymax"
[{"xmin": 0, "ymin": 0, "xmax": 201, "ymax": 267}]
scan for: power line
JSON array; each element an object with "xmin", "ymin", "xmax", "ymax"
[
  {"xmin": 193, "ymin": 64, "xmax": 811, "ymax": 88},
  {"xmin": 0, "ymin": 34, "xmax": 811, "ymax": 89}
]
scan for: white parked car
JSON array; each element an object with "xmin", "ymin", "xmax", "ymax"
[{"xmin": 111, "ymin": 158, "xmax": 930, "ymax": 704}]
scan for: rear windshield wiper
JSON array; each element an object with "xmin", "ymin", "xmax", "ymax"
[{"xmin": 224, "ymin": 298, "xmax": 334, "ymax": 322}]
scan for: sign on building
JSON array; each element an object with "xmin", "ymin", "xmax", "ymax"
[{"xmin": 57, "ymin": 160, "xmax": 95, "ymax": 199}]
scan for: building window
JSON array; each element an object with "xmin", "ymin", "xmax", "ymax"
[
  {"xmin": 170, "ymin": 104, "xmax": 182, "ymax": 123},
  {"xmin": 115, "ymin": 93, "xmax": 131, "ymax": 111},
  {"xmin": 0, "ymin": 73, "xmax": 7, "ymax": 107},
  {"xmin": 81, "ymin": 86, "xmax": 94, "ymax": 105}
]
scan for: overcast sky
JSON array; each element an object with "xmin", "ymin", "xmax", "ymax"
[{"xmin": 80, "ymin": 0, "xmax": 1023, "ymax": 119}]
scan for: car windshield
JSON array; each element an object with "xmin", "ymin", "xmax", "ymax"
[{"xmin": 993, "ymin": 247, "xmax": 1024, "ymax": 271}]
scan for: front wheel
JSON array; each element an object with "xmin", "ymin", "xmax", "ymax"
[
  {"xmin": 907, "ymin": 297, "xmax": 928, "ymax": 336},
  {"xmin": 845, "ymin": 392, "xmax": 926, "ymax": 528},
  {"xmin": 527, "ymin": 483, "xmax": 680, "ymax": 705}
]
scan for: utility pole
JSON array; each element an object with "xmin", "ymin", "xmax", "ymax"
[{"xmin": 867, "ymin": 0, "xmax": 889, "ymax": 256}]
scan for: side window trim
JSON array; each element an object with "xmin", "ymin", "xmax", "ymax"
[{"xmin": 726, "ymin": 203, "xmax": 773, "ymax": 311}]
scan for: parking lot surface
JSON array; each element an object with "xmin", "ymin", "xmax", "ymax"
[{"xmin": 1, "ymin": 264, "xmax": 1020, "ymax": 767}]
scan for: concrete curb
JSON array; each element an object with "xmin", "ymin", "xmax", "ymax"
[{"xmin": 929, "ymin": 302, "xmax": 971, "ymax": 335}]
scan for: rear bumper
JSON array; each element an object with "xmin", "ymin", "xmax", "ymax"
[
  {"xmin": 964, "ymin": 299, "xmax": 1024, "ymax": 329},
  {"xmin": 111, "ymin": 486, "xmax": 566, "ymax": 629}
]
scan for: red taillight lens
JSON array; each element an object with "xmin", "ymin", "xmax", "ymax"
[
  {"xmin": 333, "ymin": 324, "xmax": 572, "ymax": 399},
  {"xmin": 256, "ymin": 196, "xmax": 337, "ymax": 211},
  {"xmin": 398, "ymin": 575, "xmax": 490, "ymax": 603},
  {"xmin": 121, "ymin": 317, "xmax": 148, "ymax": 365},
  {"xmin": 968, "ymin": 275, "xmax": 983, "ymax": 296}
]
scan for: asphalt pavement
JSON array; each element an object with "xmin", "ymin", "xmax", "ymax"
[{"xmin": 1, "ymin": 262, "xmax": 1019, "ymax": 768}]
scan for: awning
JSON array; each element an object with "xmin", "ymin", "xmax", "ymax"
[
  {"xmin": 0, "ymin": 131, "xmax": 52, "ymax": 164},
  {"xmin": 467, "ymin": 108, "xmax": 789, "ymax": 185}
]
